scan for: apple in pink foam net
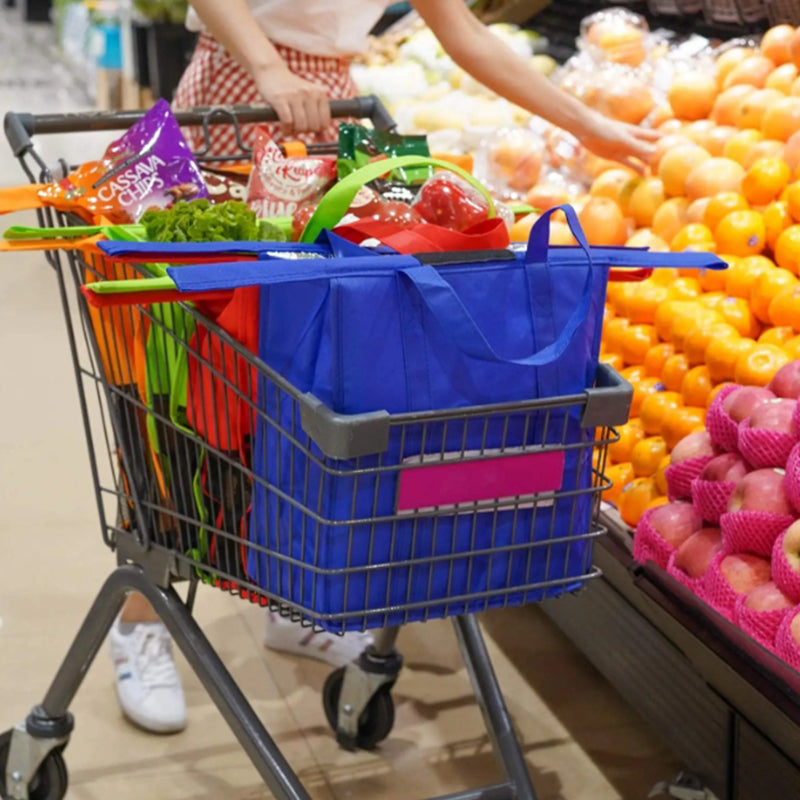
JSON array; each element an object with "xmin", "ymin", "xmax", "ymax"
[
  {"xmin": 744, "ymin": 581, "xmax": 795, "ymax": 611},
  {"xmin": 746, "ymin": 398, "xmax": 798, "ymax": 434},
  {"xmin": 727, "ymin": 468, "xmax": 795, "ymax": 517},
  {"xmin": 699, "ymin": 453, "xmax": 749, "ymax": 483},
  {"xmin": 649, "ymin": 502, "xmax": 703, "ymax": 548},
  {"xmin": 791, "ymin": 611, "xmax": 800, "ymax": 649},
  {"xmin": 780, "ymin": 519, "xmax": 800, "ymax": 575},
  {"xmin": 769, "ymin": 361, "xmax": 800, "ymax": 400},
  {"xmin": 670, "ymin": 430, "xmax": 717, "ymax": 465},
  {"xmin": 723, "ymin": 386, "xmax": 776, "ymax": 423},
  {"xmin": 719, "ymin": 553, "xmax": 772, "ymax": 594},
  {"xmin": 674, "ymin": 527, "xmax": 723, "ymax": 578}
]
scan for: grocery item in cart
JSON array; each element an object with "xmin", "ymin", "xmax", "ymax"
[{"xmin": 37, "ymin": 99, "xmax": 207, "ymax": 224}]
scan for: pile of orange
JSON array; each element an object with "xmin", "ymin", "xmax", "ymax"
[{"xmin": 592, "ymin": 24, "xmax": 800, "ymax": 527}]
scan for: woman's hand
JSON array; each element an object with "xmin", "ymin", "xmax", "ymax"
[
  {"xmin": 253, "ymin": 64, "xmax": 331, "ymax": 135},
  {"xmin": 577, "ymin": 111, "xmax": 661, "ymax": 173}
]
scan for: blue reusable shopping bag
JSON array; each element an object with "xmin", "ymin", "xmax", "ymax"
[{"xmin": 167, "ymin": 206, "xmax": 725, "ymax": 628}]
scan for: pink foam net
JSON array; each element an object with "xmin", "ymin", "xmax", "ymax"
[
  {"xmin": 697, "ymin": 554, "xmax": 741, "ymax": 621},
  {"xmin": 666, "ymin": 456, "xmax": 715, "ymax": 502},
  {"xmin": 737, "ymin": 419, "xmax": 798, "ymax": 470},
  {"xmin": 666, "ymin": 550, "xmax": 707, "ymax": 595},
  {"xmin": 691, "ymin": 477, "xmax": 737, "ymax": 525},
  {"xmin": 772, "ymin": 530, "xmax": 800, "ymax": 603},
  {"xmin": 786, "ymin": 443, "xmax": 800, "ymax": 515},
  {"xmin": 774, "ymin": 608, "xmax": 800, "ymax": 673},
  {"xmin": 721, "ymin": 510, "xmax": 796, "ymax": 558},
  {"xmin": 706, "ymin": 384, "xmax": 742, "ymax": 453},
  {"xmin": 632, "ymin": 507, "xmax": 675, "ymax": 569},
  {"xmin": 734, "ymin": 594, "xmax": 790, "ymax": 652}
]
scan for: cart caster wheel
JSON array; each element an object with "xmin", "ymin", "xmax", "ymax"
[
  {"xmin": 0, "ymin": 729, "xmax": 68, "ymax": 800},
  {"xmin": 322, "ymin": 667, "xmax": 395, "ymax": 751}
]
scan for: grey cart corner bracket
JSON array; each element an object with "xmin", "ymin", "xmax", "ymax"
[{"xmin": 0, "ymin": 103, "xmax": 626, "ymax": 800}]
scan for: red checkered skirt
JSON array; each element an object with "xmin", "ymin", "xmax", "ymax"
[{"xmin": 172, "ymin": 34, "xmax": 359, "ymax": 156}]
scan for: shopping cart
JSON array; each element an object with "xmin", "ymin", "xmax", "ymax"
[{"xmin": 0, "ymin": 99, "xmax": 631, "ymax": 800}]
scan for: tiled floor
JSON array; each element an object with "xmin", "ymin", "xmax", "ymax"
[{"xmin": 0, "ymin": 9, "xmax": 682, "ymax": 799}]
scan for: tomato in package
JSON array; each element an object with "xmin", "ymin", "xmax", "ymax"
[{"xmin": 37, "ymin": 99, "xmax": 208, "ymax": 224}]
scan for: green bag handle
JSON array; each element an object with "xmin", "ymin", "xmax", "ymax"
[{"xmin": 300, "ymin": 155, "xmax": 496, "ymax": 243}]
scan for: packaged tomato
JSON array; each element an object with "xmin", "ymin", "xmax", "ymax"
[
  {"xmin": 411, "ymin": 172, "xmax": 490, "ymax": 231},
  {"xmin": 247, "ymin": 130, "xmax": 337, "ymax": 220},
  {"xmin": 37, "ymin": 99, "xmax": 207, "ymax": 223}
]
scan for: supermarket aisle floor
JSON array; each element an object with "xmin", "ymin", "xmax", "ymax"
[{"xmin": 0, "ymin": 10, "xmax": 682, "ymax": 800}]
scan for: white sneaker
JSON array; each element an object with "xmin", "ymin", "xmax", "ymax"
[
  {"xmin": 263, "ymin": 613, "xmax": 373, "ymax": 667},
  {"xmin": 109, "ymin": 618, "xmax": 187, "ymax": 734}
]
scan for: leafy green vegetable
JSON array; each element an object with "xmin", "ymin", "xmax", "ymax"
[{"xmin": 140, "ymin": 199, "xmax": 265, "ymax": 242}]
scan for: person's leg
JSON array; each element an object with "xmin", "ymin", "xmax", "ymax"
[{"xmin": 109, "ymin": 594, "xmax": 187, "ymax": 733}]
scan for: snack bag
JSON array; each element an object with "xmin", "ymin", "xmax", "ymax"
[
  {"xmin": 246, "ymin": 130, "xmax": 337, "ymax": 220},
  {"xmin": 37, "ymin": 99, "xmax": 207, "ymax": 224},
  {"xmin": 201, "ymin": 168, "xmax": 249, "ymax": 204}
]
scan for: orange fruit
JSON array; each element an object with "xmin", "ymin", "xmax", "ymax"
[
  {"xmin": 685, "ymin": 158, "xmax": 745, "ymax": 201},
  {"xmin": 621, "ymin": 365, "xmax": 647, "ymax": 384},
  {"xmin": 621, "ymin": 323, "xmax": 658, "ymax": 365},
  {"xmin": 724, "ymin": 55, "xmax": 776, "ymax": 89},
  {"xmin": 603, "ymin": 316, "xmax": 630, "ymax": 354},
  {"xmin": 785, "ymin": 181, "xmax": 800, "ymax": 222},
  {"xmin": 734, "ymin": 88, "xmax": 785, "ymax": 129},
  {"xmin": 715, "ymin": 295, "xmax": 762, "ymax": 337},
  {"xmin": 708, "ymin": 381, "xmax": 736, "ymax": 407},
  {"xmin": 631, "ymin": 375, "xmax": 668, "ymax": 417},
  {"xmin": 761, "ymin": 25, "xmax": 796, "ymax": 66},
  {"xmin": 661, "ymin": 352, "xmax": 691, "ymax": 392},
  {"xmin": 762, "ymin": 97, "xmax": 800, "ymax": 141},
  {"xmin": 742, "ymin": 156, "xmax": 792, "ymax": 205},
  {"xmin": 723, "ymin": 129, "xmax": 764, "ymax": 165},
  {"xmin": 605, "ymin": 80, "xmax": 656, "ymax": 126},
  {"xmin": 649, "ymin": 267, "xmax": 680, "ymax": 287},
  {"xmin": 768, "ymin": 284, "xmax": 800, "ymax": 328},
  {"xmin": 668, "ymin": 71, "xmax": 718, "ymax": 120},
  {"xmin": 704, "ymin": 125, "xmax": 740, "ymax": 157},
  {"xmin": 699, "ymin": 262, "xmax": 729, "ymax": 291},
  {"xmin": 632, "ymin": 436, "xmax": 669, "ymax": 477},
  {"xmin": 619, "ymin": 477, "xmax": 661, "ymax": 527},
  {"xmin": 640, "ymin": 390, "xmax": 684, "ymax": 436},
  {"xmin": 681, "ymin": 365, "xmax": 713, "ymax": 407},
  {"xmin": 712, "ymin": 84, "xmax": 757, "ymax": 124},
  {"xmin": 683, "ymin": 321, "xmax": 741, "ymax": 365},
  {"xmin": 706, "ymin": 336, "xmax": 758, "ymax": 382},
  {"xmin": 648, "ymin": 496, "xmax": 670, "ymax": 513},
  {"xmin": 683, "ymin": 119, "xmax": 717, "ymax": 148},
  {"xmin": 590, "ymin": 168, "xmax": 639, "ymax": 208},
  {"xmin": 671, "ymin": 222, "xmax": 716, "ymax": 252},
  {"xmin": 601, "ymin": 353, "xmax": 625, "ymax": 371},
  {"xmin": 734, "ymin": 343, "xmax": 790, "ymax": 385},
  {"xmin": 628, "ymin": 177, "xmax": 666, "ymax": 227},
  {"xmin": 622, "ymin": 282, "xmax": 669, "ymax": 324},
  {"xmin": 774, "ymin": 224, "xmax": 800, "ymax": 274},
  {"xmin": 784, "ymin": 130, "xmax": 800, "ymax": 172},
  {"xmin": 587, "ymin": 20, "xmax": 647, "ymax": 67},
  {"xmin": 698, "ymin": 291, "xmax": 727, "ymax": 310},
  {"xmin": 791, "ymin": 28, "xmax": 800, "ymax": 68},
  {"xmin": 658, "ymin": 144, "xmax": 712, "ymax": 197},
  {"xmin": 654, "ymin": 300, "xmax": 694, "ymax": 341},
  {"xmin": 714, "ymin": 209, "xmax": 766, "ymax": 256},
  {"xmin": 652, "ymin": 134, "xmax": 694, "ymax": 171},
  {"xmin": 784, "ymin": 334, "xmax": 800, "ymax": 358},
  {"xmin": 609, "ymin": 419, "xmax": 646, "ymax": 463},
  {"xmin": 751, "ymin": 266, "xmax": 800, "ymax": 321},
  {"xmin": 725, "ymin": 254, "xmax": 774, "ymax": 298},
  {"xmin": 759, "ymin": 325, "xmax": 796, "ymax": 346},
  {"xmin": 603, "ymin": 462, "xmax": 636, "ymax": 507},
  {"xmin": 653, "ymin": 197, "xmax": 690, "ymax": 242},
  {"xmin": 625, "ymin": 229, "xmax": 670, "ymax": 252},
  {"xmin": 662, "ymin": 406, "xmax": 708, "ymax": 451},
  {"xmin": 644, "ymin": 343, "xmax": 676, "ymax": 378},
  {"xmin": 716, "ymin": 47, "xmax": 756, "ymax": 88},
  {"xmin": 579, "ymin": 197, "xmax": 628, "ymax": 246},
  {"xmin": 666, "ymin": 276, "xmax": 703, "ymax": 301},
  {"xmin": 704, "ymin": 192, "xmax": 749, "ymax": 231},
  {"xmin": 766, "ymin": 62, "xmax": 799, "ymax": 93},
  {"xmin": 654, "ymin": 454, "xmax": 671, "ymax": 494},
  {"xmin": 764, "ymin": 200, "xmax": 792, "ymax": 250},
  {"xmin": 742, "ymin": 139, "xmax": 787, "ymax": 169}
]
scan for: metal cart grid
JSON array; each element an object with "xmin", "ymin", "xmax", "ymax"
[{"xmin": 0, "ymin": 100, "xmax": 630, "ymax": 800}]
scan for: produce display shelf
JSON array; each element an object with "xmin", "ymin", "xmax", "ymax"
[{"xmin": 540, "ymin": 511, "xmax": 800, "ymax": 799}]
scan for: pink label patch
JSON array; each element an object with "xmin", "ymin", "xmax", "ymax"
[{"xmin": 396, "ymin": 450, "xmax": 566, "ymax": 512}]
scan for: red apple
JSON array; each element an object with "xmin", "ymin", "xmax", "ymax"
[
  {"xmin": 670, "ymin": 430, "xmax": 717, "ymax": 465},
  {"xmin": 674, "ymin": 527, "xmax": 723, "ymax": 578},
  {"xmin": 719, "ymin": 553, "xmax": 772, "ymax": 594},
  {"xmin": 781, "ymin": 518, "xmax": 800, "ymax": 575},
  {"xmin": 700, "ymin": 453, "xmax": 749, "ymax": 483},
  {"xmin": 722, "ymin": 386, "xmax": 776, "ymax": 423},
  {"xmin": 769, "ymin": 360, "xmax": 800, "ymax": 400},
  {"xmin": 747, "ymin": 398, "xmax": 798, "ymax": 434},
  {"xmin": 791, "ymin": 610, "xmax": 800, "ymax": 649},
  {"xmin": 649, "ymin": 501, "xmax": 703, "ymax": 547},
  {"xmin": 727, "ymin": 468, "xmax": 795, "ymax": 516},
  {"xmin": 744, "ymin": 581, "xmax": 795, "ymax": 611}
]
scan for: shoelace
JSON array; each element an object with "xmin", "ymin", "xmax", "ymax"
[{"xmin": 134, "ymin": 629, "xmax": 180, "ymax": 689}]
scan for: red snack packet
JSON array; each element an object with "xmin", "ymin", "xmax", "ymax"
[{"xmin": 246, "ymin": 130, "xmax": 336, "ymax": 220}]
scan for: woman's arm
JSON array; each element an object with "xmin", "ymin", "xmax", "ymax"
[
  {"xmin": 410, "ymin": 0, "xmax": 659, "ymax": 170},
  {"xmin": 188, "ymin": 0, "xmax": 330, "ymax": 133}
]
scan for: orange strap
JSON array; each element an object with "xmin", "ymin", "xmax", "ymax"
[
  {"xmin": 0, "ymin": 184, "xmax": 46, "ymax": 214},
  {"xmin": 0, "ymin": 235, "xmax": 103, "ymax": 254},
  {"xmin": 283, "ymin": 141, "xmax": 308, "ymax": 158}
]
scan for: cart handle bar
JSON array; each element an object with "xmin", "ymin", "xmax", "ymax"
[{"xmin": 3, "ymin": 96, "xmax": 395, "ymax": 158}]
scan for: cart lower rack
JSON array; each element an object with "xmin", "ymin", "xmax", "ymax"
[{"xmin": 0, "ymin": 101, "xmax": 629, "ymax": 800}]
